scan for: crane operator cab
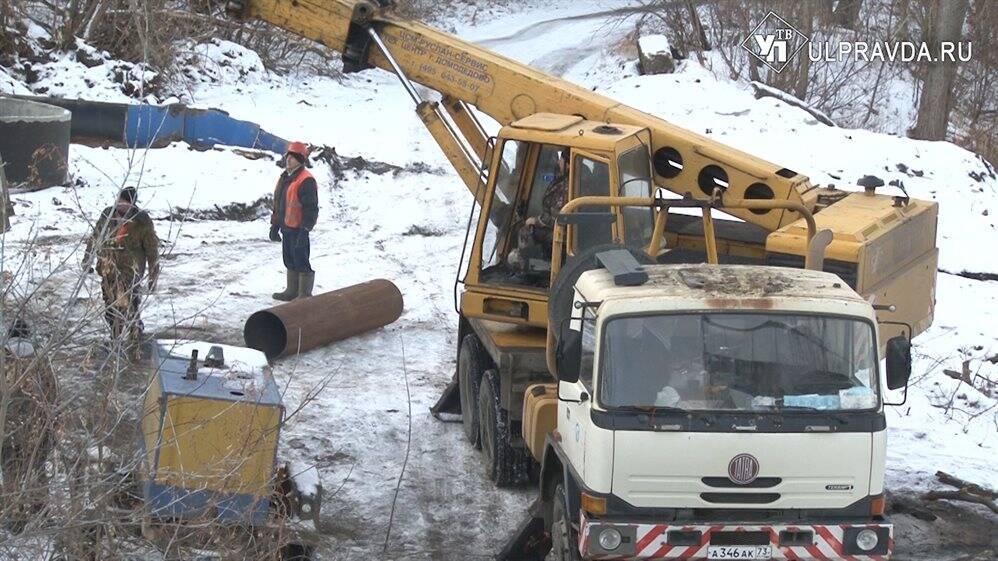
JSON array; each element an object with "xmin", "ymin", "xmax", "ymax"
[{"xmin": 463, "ymin": 113, "xmax": 655, "ymax": 324}]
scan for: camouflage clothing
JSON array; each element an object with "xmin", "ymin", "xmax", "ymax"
[
  {"xmin": 537, "ymin": 174, "xmax": 569, "ymax": 230},
  {"xmin": 84, "ymin": 202, "xmax": 160, "ymax": 343},
  {"xmin": 509, "ymin": 174, "xmax": 568, "ymax": 272}
]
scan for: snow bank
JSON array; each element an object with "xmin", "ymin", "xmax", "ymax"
[
  {"xmin": 27, "ymin": 45, "xmax": 158, "ymax": 102},
  {"xmin": 174, "ymin": 39, "xmax": 269, "ymax": 91},
  {"xmin": 0, "ymin": 66, "xmax": 32, "ymax": 95}
]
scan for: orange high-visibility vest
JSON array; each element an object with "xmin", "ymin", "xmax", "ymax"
[{"xmin": 277, "ymin": 169, "xmax": 313, "ymax": 228}]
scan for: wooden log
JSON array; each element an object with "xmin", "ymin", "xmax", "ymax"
[
  {"xmin": 936, "ymin": 471, "xmax": 998, "ymax": 499},
  {"xmin": 923, "ymin": 490, "xmax": 998, "ymax": 514}
]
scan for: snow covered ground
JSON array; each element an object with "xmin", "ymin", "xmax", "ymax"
[{"xmin": 2, "ymin": 1, "xmax": 996, "ymax": 559}]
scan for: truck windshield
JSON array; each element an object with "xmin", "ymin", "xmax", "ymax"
[{"xmin": 598, "ymin": 313, "xmax": 879, "ymax": 412}]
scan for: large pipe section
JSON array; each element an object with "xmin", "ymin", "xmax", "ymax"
[
  {"xmin": 11, "ymin": 95, "xmax": 288, "ymax": 154},
  {"xmin": 244, "ymin": 279, "xmax": 403, "ymax": 359}
]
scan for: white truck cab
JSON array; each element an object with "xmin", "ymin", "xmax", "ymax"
[{"xmin": 539, "ymin": 262, "xmax": 912, "ymax": 561}]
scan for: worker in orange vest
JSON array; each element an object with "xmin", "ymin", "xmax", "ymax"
[{"xmin": 269, "ymin": 142, "xmax": 319, "ymax": 300}]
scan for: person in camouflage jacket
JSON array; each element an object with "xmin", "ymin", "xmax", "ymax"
[{"xmin": 83, "ymin": 186, "xmax": 160, "ymax": 346}]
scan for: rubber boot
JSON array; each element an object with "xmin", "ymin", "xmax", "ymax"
[
  {"xmin": 273, "ymin": 270, "xmax": 299, "ymax": 301},
  {"xmin": 297, "ymin": 271, "xmax": 315, "ymax": 299}
]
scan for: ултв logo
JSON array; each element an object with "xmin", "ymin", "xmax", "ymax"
[{"xmin": 741, "ymin": 11, "xmax": 811, "ymax": 73}]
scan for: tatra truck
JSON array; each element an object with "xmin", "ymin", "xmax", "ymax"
[{"xmin": 519, "ymin": 234, "xmax": 910, "ymax": 561}]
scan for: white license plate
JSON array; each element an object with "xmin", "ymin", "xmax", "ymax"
[{"xmin": 706, "ymin": 545, "xmax": 773, "ymax": 559}]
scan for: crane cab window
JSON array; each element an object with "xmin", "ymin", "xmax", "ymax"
[
  {"xmin": 526, "ymin": 145, "xmax": 568, "ymax": 217},
  {"xmin": 573, "ymin": 155, "xmax": 613, "ymax": 253},
  {"xmin": 480, "ymin": 143, "xmax": 569, "ymax": 290},
  {"xmin": 618, "ymin": 147, "xmax": 654, "ymax": 249},
  {"xmin": 480, "ymin": 139, "xmax": 526, "ymax": 276}
]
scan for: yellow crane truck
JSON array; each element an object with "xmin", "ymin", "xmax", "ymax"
[{"xmin": 225, "ymin": 1, "xmax": 936, "ymax": 559}]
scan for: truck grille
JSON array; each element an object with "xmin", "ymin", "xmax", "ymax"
[
  {"xmin": 702, "ymin": 476, "xmax": 781, "ymax": 489},
  {"xmin": 700, "ymin": 493, "xmax": 780, "ymax": 504}
]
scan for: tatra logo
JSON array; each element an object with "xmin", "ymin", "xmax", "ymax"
[{"xmin": 728, "ymin": 453, "xmax": 760, "ymax": 485}]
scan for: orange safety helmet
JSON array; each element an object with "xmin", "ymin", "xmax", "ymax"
[{"xmin": 286, "ymin": 141, "xmax": 309, "ymax": 160}]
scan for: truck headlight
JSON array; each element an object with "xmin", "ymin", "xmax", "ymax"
[
  {"xmin": 855, "ymin": 529, "xmax": 879, "ymax": 551},
  {"xmin": 598, "ymin": 528, "xmax": 622, "ymax": 551}
]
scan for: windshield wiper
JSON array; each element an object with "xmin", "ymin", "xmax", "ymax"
[
  {"xmin": 613, "ymin": 405, "xmax": 686, "ymax": 414},
  {"xmin": 766, "ymin": 405, "xmax": 850, "ymax": 425},
  {"xmin": 775, "ymin": 405, "xmax": 822, "ymax": 411}
]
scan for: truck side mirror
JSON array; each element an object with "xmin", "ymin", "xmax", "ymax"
[
  {"xmin": 885, "ymin": 335, "xmax": 912, "ymax": 390},
  {"xmin": 555, "ymin": 323, "xmax": 582, "ymax": 384}
]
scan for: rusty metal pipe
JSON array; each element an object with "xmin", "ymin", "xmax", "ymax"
[{"xmin": 244, "ymin": 279, "xmax": 403, "ymax": 359}]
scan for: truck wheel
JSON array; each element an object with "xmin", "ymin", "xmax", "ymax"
[
  {"xmin": 478, "ymin": 369, "xmax": 526, "ymax": 486},
  {"xmin": 458, "ymin": 334, "xmax": 488, "ymax": 448},
  {"xmin": 549, "ymin": 482, "xmax": 580, "ymax": 561}
]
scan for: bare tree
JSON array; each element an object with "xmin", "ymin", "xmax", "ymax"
[
  {"xmin": 831, "ymin": 0, "xmax": 863, "ymax": 29},
  {"xmin": 910, "ymin": 0, "xmax": 970, "ymax": 141},
  {"xmin": 952, "ymin": 0, "xmax": 997, "ymax": 162},
  {"xmin": 1, "ymin": 161, "xmax": 11, "ymax": 233}
]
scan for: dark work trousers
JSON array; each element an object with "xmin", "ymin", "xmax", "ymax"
[{"xmin": 281, "ymin": 227, "xmax": 313, "ymax": 272}]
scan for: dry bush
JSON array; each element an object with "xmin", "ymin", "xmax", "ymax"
[
  {"xmin": 0, "ymin": 244, "xmax": 298, "ymax": 560},
  {"xmin": 4, "ymin": 0, "xmax": 343, "ymax": 94},
  {"xmin": 0, "ymin": 159, "xmax": 321, "ymax": 558}
]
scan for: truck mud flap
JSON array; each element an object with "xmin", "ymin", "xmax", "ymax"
[
  {"xmin": 496, "ymin": 499, "xmax": 550, "ymax": 561},
  {"xmin": 430, "ymin": 372, "xmax": 462, "ymax": 419}
]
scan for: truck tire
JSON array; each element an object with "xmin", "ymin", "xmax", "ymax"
[
  {"xmin": 458, "ymin": 334, "xmax": 488, "ymax": 448},
  {"xmin": 548, "ymin": 243, "xmax": 654, "ymax": 343},
  {"xmin": 478, "ymin": 369, "xmax": 527, "ymax": 486},
  {"xmin": 549, "ymin": 482, "xmax": 580, "ymax": 561}
]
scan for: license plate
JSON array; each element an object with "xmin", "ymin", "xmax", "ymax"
[{"xmin": 706, "ymin": 545, "xmax": 773, "ymax": 559}]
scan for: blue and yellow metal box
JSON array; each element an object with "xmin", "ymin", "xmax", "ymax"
[{"xmin": 140, "ymin": 340, "xmax": 284, "ymax": 523}]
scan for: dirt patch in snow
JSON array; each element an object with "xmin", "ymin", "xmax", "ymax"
[
  {"xmin": 313, "ymin": 145, "xmax": 445, "ymax": 181},
  {"xmin": 889, "ymin": 491, "xmax": 998, "ymax": 561},
  {"xmin": 164, "ymin": 195, "xmax": 272, "ymax": 222}
]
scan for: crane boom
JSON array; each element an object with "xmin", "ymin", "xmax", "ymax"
[
  {"xmin": 232, "ymin": 0, "xmax": 812, "ymax": 231},
  {"xmin": 230, "ymin": 0, "xmax": 938, "ymax": 347}
]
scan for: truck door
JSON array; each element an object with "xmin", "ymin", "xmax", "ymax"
[
  {"xmin": 558, "ymin": 304, "xmax": 598, "ymax": 477},
  {"xmin": 477, "ymin": 139, "xmax": 527, "ymax": 284},
  {"xmin": 476, "ymin": 141, "xmax": 572, "ymax": 289}
]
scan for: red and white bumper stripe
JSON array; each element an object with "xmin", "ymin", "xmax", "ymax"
[{"xmin": 579, "ymin": 514, "xmax": 893, "ymax": 560}]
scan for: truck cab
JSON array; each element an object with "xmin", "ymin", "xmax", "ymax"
[{"xmin": 536, "ymin": 262, "xmax": 912, "ymax": 561}]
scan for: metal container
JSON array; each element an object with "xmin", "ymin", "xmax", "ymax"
[
  {"xmin": 0, "ymin": 97, "xmax": 70, "ymax": 187},
  {"xmin": 244, "ymin": 278, "xmax": 404, "ymax": 359},
  {"xmin": 140, "ymin": 340, "xmax": 283, "ymax": 523}
]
